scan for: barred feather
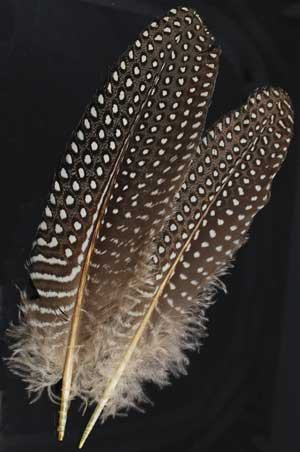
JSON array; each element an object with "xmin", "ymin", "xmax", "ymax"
[{"xmin": 6, "ymin": 6, "xmax": 293, "ymax": 449}]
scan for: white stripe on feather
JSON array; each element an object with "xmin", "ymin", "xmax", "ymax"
[
  {"xmin": 23, "ymin": 301, "xmax": 75, "ymax": 315},
  {"xmin": 31, "ymin": 265, "xmax": 81, "ymax": 282},
  {"xmin": 30, "ymin": 255, "xmax": 67, "ymax": 266},
  {"xmin": 28, "ymin": 318, "xmax": 69, "ymax": 327},
  {"xmin": 36, "ymin": 288, "xmax": 77, "ymax": 298}
]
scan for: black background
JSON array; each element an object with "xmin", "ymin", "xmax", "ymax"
[{"xmin": 0, "ymin": 1, "xmax": 299, "ymax": 451}]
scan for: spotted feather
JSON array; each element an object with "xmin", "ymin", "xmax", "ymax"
[
  {"xmin": 78, "ymin": 87, "xmax": 293, "ymax": 447},
  {"xmin": 7, "ymin": 5, "xmax": 219, "ymax": 443}
]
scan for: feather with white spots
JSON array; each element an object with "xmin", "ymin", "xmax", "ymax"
[
  {"xmin": 78, "ymin": 86, "xmax": 293, "ymax": 447},
  {"xmin": 7, "ymin": 6, "xmax": 220, "ymax": 443}
]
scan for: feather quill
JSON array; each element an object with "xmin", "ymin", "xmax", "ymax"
[{"xmin": 6, "ymin": 6, "xmax": 293, "ymax": 449}]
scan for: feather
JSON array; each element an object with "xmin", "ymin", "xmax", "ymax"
[
  {"xmin": 6, "ymin": 6, "xmax": 293, "ymax": 449},
  {"xmin": 78, "ymin": 86, "xmax": 293, "ymax": 447},
  {"xmin": 7, "ymin": 5, "xmax": 220, "ymax": 441}
]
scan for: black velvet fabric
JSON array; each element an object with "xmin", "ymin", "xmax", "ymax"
[{"xmin": 0, "ymin": 1, "xmax": 299, "ymax": 451}]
